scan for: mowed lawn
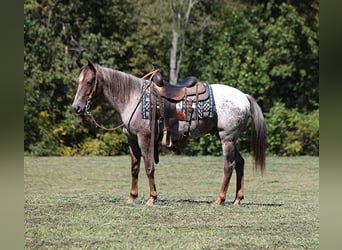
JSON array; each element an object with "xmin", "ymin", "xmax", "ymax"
[{"xmin": 25, "ymin": 155, "xmax": 319, "ymax": 249}]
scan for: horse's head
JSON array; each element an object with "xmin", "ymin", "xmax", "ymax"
[{"xmin": 72, "ymin": 60, "xmax": 98, "ymax": 114}]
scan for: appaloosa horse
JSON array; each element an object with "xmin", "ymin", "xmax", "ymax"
[{"xmin": 72, "ymin": 60, "xmax": 267, "ymax": 206}]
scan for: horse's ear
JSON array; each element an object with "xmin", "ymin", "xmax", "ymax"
[
  {"xmin": 87, "ymin": 60, "xmax": 96, "ymax": 72},
  {"xmin": 76, "ymin": 59, "xmax": 84, "ymax": 68}
]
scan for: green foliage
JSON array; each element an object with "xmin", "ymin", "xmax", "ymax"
[
  {"xmin": 24, "ymin": 0, "xmax": 318, "ymax": 156},
  {"xmin": 185, "ymin": 105, "xmax": 319, "ymax": 157},
  {"xmin": 185, "ymin": 134, "xmax": 222, "ymax": 156},
  {"xmin": 27, "ymin": 111, "xmax": 61, "ymax": 156},
  {"xmin": 266, "ymin": 102, "xmax": 319, "ymax": 156},
  {"xmin": 65, "ymin": 131, "xmax": 128, "ymax": 156},
  {"xmin": 79, "ymin": 138, "xmax": 109, "ymax": 156},
  {"xmin": 183, "ymin": 1, "xmax": 318, "ymax": 111},
  {"xmin": 100, "ymin": 132, "xmax": 129, "ymax": 156}
]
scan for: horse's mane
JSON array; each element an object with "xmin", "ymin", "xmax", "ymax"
[{"xmin": 96, "ymin": 65, "xmax": 142, "ymax": 102}]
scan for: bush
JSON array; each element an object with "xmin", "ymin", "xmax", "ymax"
[
  {"xmin": 26, "ymin": 103, "xmax": 318, "ymax": 157},
  {"xmin": 266, "ymin": 102, "xmax": 319, "ymax": 156},
  {"xmin": 78, "ymin": 132, "xmax": 128, "ymax": 156},
  {"xmin": 185, "ymin": 134, "xmax": 222, "ymax": 156},
  {"xmin": 183, "ymin": 102, "xmax": 319, "ymax": 157},
  {"xmin": 79, "ymin": 138, "xmax": 109, "ymax": 156},
  {"xmin": 101, "ymin": 132, "xmax": 129, "ymax": 155},
  {"xmin": 27, "ymin": 111, "xmax": 62, "ymax": 156}
]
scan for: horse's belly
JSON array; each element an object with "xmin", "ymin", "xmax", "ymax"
[{"xmin": 176, "ymin": 119, "xmax": 215, "ymax": 138}]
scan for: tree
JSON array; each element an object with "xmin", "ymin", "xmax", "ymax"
[
  {"xmin": 24, "ymin": 0, "xmax": 137, "ymax": 155},
  {"xmin": 24, "ymin": 0, "xmax": 318, "ymax": 156},
  {"xmin": 168, "ymin": 0, "xmax": 198, "ymax": 83}
]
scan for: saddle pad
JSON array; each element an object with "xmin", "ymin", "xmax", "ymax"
[
  {"xmin": 142, "ymin": 81, "xmax": 151, "ymax": 119},
  {"xmin": 142, "ymin": 81, "xmax": 216, "ymax": 120},
  {"xmin": 176, "ymin": 82, "xmax": 216, "ymax": 120}
]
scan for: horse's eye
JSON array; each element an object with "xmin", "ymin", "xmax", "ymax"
[{"xmin": 86, "ymin": 80, "xmax": 92, "ymax": 86}]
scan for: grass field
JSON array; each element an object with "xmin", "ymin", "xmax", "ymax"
[{"xmin": 25, "ymin": 155, "xmax": 319, "ymax": 249}]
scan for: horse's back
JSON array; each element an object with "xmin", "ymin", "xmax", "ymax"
[{"xmin": 211, "ymin": 84, "xmax": 249, "ymax": 110}]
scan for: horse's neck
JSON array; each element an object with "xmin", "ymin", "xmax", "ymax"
[{"xmin": 98, "ymin": 66, "xmax": 142, "ymax": 122}]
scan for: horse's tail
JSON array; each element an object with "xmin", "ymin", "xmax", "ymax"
[{"xmin": 246, "ymin": 95, "xmax": 267, "ymax": 174}]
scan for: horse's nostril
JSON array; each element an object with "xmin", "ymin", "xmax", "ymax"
[{"xmin": 72, "ymin": 104, "xmax": 82, "ymax": 113}]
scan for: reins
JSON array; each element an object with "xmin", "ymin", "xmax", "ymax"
[
  {"xmin": 85, "ymin": 68, "xmax": 159, "ymax": 131},
  {"xmin": 87, "ymin": 112, "xmax": 125, "ymax": 131},
  {"xmin": 85, "ymin": 95, "xmax": 125, "ymax": 131}
]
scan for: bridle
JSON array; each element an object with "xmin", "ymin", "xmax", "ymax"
[
  {"xmin": 82, "ymin": 67, "xmax": 125, "ymax": 131},
  {"xmin": 82, "ymin": 67, "xmax": 160, "ymax": 131},
  {"xmin": 85, "ymin": 72, "xmax": 98, "ymax": 115}
]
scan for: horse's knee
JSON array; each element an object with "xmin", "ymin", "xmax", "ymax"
[
  {"xmin": 131, "ymin": 165, "xmax": 140, "ymax": 178},
  {"xmin": 145, "ymin": 165, "xmax": 155, "ymax": 177}
]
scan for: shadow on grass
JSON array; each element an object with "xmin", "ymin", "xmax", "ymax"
[
  {"xmin": 157, "ymin": 199, "xmax": 284, "ymax": 207},
  {"xmin": 240, "ymin": 202, "xmax": 284, "ymax": 207},
  {"xmin": 157, "ymin": 198, "xmax": 212, "ymax": 204},
  {"xmin": 103, "ymin": 197, "xmax": 283, "ymax": 207}
]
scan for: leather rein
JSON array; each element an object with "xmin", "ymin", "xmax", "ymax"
[{"xmin": 85, "ymin": 68, "xmax": 159, "ymax": 131}]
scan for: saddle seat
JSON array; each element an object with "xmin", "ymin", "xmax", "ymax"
[
  {"xmin": 176, "ymin": 76, "xmax": 197, "ymax": 88},
  {"xmin": 153, "ymin": 78, "xmax": 209, "ymax": 102}
]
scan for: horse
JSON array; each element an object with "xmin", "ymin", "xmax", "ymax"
[{"xmin": 72, "ymin": 60, "xmax": 267, "ymax": 206}]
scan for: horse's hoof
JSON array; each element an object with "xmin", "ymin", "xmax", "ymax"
[
  {"xmin": 146, "ymin": 197, "xmax": 156, "ymax": 206},
  {"xmin": 127, "ymin": 198, "xmax": 135, "ymax": 204},
  {"xmin": 127, "ymin": 195, "xmax": 137, "ymax": 204},
  {"xmin": 212, "ymin": 198, "xmax": 224, "ymax": 206},
  {"xmin": 233, "ymin": 200, "xmax": 241, "ymax": 206},
  {"xmin": 233, "ymin": 196, "xmax": 244, "ymax": 206}
]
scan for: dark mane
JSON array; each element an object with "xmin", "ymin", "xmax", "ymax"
[{"xmin": 96, "ymin": 65, "xmax": 142, "ymax": 102}]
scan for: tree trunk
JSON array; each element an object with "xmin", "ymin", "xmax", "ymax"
[
  {"xmin": 169, "ymin": 0, "xmax": 197, "ymax": 84},
  {"xmin": 169, "ymin": 30, "xmax": 179, "ymax": 84}
]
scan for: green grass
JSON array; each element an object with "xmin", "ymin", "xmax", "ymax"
[{"xmin": 25, "ymin": 155, "xmax": 319, "ymax": 249}]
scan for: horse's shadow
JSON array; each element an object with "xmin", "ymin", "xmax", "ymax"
[
  {"xmin": 106, "ymin": 197, "xmax": 283, "ymax": 207},
  {"xmin": 157, "ymin": 198, "xmax": 283, "ymax": 207},
  {"xmin": 238, "ymin": 202, "xmax": 283, "ymax": 207},
  {"xmin": 157, "ymin": 198, "xmax": 212, "ymax": 205}
]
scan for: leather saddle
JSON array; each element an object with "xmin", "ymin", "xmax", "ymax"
[
  {"xmin": 152, "ymin": 72, "xmax": 209, "ymax": 102},
  {"xmin": 149, "ymin": 69, "xmax": 210, "ymax": 147}
]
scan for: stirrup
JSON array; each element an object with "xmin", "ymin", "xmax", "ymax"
[{"xmin": 162, "ymin": 130, "xmax": 173, "ymax": 147}]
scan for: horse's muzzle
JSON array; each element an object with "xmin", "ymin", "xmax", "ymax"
[{"xmin": 72, "ymin": 103, "xmax": 85, "ymax": 114}]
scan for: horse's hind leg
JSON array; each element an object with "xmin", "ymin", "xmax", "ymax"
[
  {"xmin": 233, "ymin": 149, "xmax": 245, "ymax": 205},
  {"xmin": 127, "ymin": 139, "xmax": 141, "ymax": 203},
  {"xmin": 214, "ymin": 139, "xmax": 235, "ymax": 205}
]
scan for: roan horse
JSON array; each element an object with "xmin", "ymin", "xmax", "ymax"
[{"xmin": 72, "ymin": 60, "xmax": 267, "ymax": 206}]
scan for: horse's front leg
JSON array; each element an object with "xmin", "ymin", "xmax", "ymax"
[
  {"xmin": 128, "ymin": 140, "xmax": 141, "ymax": 203},
  {"xmin": 214, "ymin": 140, "xmax": 235, "ymax": 205},
  {"xmin": 139, "ymin": 141, "xmax": 157, "ymax": 205},
  {"xmin": 145, "ymin": 161, "xmax": 157, "ymax": 206}
]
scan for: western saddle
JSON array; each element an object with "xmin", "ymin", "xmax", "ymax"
[{"xmin": 144, "ymin": 68, "xmax": 210, "ymax": 147}]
